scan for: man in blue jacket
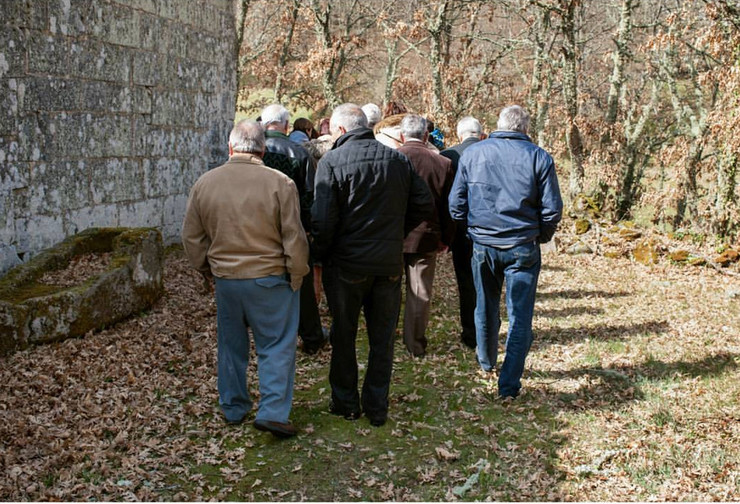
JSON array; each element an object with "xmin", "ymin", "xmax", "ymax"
[{"xmin": 448, "ymin": 105, "xmax": 562, "ymax": 399}]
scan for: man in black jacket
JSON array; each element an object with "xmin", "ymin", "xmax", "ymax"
[
  {"xmin": 261, "ymin": 104, "xmax": 326, "ymax": 355},
  {"xmin": 312, "ymin": 103, "xmax": 433, "ymax": 427},
  {"xmin": 440, "ymin": 116, "xmax": 485, "ymax": 350}
]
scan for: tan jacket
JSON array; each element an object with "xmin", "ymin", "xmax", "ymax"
[{"xmin": 182, "ymin": 153, "xmax": 309, "ymax": 289}]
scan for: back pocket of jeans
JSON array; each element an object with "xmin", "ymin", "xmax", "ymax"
[{"xmin": 255, "ymin": 275, "xmax": 290, "ymax": 289}]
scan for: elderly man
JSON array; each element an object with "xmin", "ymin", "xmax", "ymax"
[
  {"xmin": 261, "ymin": 104, "xmax": 326, "ymax": 355},
  {"xmin": 441, "ymin": 116, "xmax": 485, "ymax": 350},
  {"xmin": 361, "ymin": 103, "xmax": 382, "ymax": 129},
  {"xmin": 398, "ymin": 114, "xmax": 455, "ymax": 357},
  {"xmin": 449, "ymin": 106, "xmax": 562, "ymax": 399},
  {"xmin": 182, "ymin": 120, "xmax": 309, "ymax": 437},
  {"xmin": 312, "ymin": 103, "xmax": 432, "ymax": 427}
]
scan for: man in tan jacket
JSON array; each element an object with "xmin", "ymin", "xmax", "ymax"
[{"xmin": 182, "ymin": 120, "xmax": 309, "ymax": 438}]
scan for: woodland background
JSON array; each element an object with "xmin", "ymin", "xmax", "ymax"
[{"xmin": 235, "ymin": 0, "xmax": 740, "ymax": 243}]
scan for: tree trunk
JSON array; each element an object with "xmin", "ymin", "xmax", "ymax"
[
  {"xmin": 428, "ymin": 0, "xmax": 451, "ymax": 122},
  {"xmin": 273, "ymin": 1, "xmax": 300, "ymax": 104},
  {"xmin": 560, "ymin": 0, "xmax": 584, "ymax": 198}
]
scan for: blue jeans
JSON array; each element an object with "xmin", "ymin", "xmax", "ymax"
[
  {"xmin": 471, "ymin": 241, "xmax": 541, "ymax": 397},
  {"xmin": 323, "ymin": 265, "xmax": 401, "ymax": 420},
  {"xmin": 215, "ymin": 275, "xmax": 299, "ymax": 423}
]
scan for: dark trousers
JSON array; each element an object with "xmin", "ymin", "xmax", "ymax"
[
  {"xmin": 451, "ymin": 226, "xmax": 476, "ymax": 347},
  {"xmin": 323, "ymin": 264, "xmax": 401, "ymax": 419},
  {"xmin": 299, "ymin": 257, "xmax": 324, "ymax": 348}
]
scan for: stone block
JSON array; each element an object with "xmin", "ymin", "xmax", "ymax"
[
  {"xmin": 98, "ymin": 3, "xmax": 141, "ymax": 48},
  {"xmin": 0, "ymin": 28, "xmax": 27, "ymax": 78},
  {"xmin": 151, "ymin": 90, "xmax": 194, "ymax": 126},
  {"xmin": 47, "ymin": 0, "xmax": 104, "ymax": 37},
  {"xmin": 143, "ymin": 157, "xmax": 185, "ymax": 197},
  {"xmin": 133, "ymin": 50, "xmax": 167, "ymax": 86},
  {"xmin": 27, "ymin": 34, "xmax": 71, "ymax": 77},
  {"xmin": 15, "ymin": 214, "xmax": 66, "ymax": 254},
  {"xmin": 79, "ymin": 81, "xmax": 133, "ymax": 113},
  {"xmin": 162, "ymin": 193, "xmax": 188, "ymax": 239},
  {"xmin": 138, "ymin": 13, "xmax": 164, "ymax": 51},
  {"xmin": 21, "ymin": 77, "xmax": 78, "ymax": 113},
  {"xmin": 0, "ymin": 244, "xmax": 22, "ymax": 275},
  {"xmin": 0, "ymin": 227, "xmax": 164, "ymax": 355},
  {"xmin": 16, "ymin": 115, "xmax": 47, "ymax": 162},
  {"xmin": 90, "ymin": 158, "xmax": 144, "ymax": 204},
  {"xmin": 118, "ymin": 199, "xmax": 164, "ymax": 228},
  {"xmin": 65, "ymin": 204, "xmax": 119, "ymax": 234},
  {"xmin": 1, "ymin": 1, "xmax": 48, "ymax": 30},
  {"xmin": 68, "ymin": 39, "xmax": 131, "ymax": 83},
  {"xmin": 194, "ymin": 93, "xmax": 218, "ymax": 128},
  {"xmin": 132, "ymin": 86, "xmax": 152, "ymax": 114},
  {"xmin": 29, "ymin": 160, "xmax": 90, "ymax": 215}
]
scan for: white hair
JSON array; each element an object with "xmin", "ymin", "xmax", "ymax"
[
  {"xmin": 497, "ymin": 105, "xmax": 530, "ymax": 134},
  {"xmin": 456, "ymin": 116, "xmax": 482, "ymax": 139},
  {"xmin": 400, "ymin": 114, "xmax": 427, "ymax": 140},
  {"xmin": 330, "ymin": 103, "xmax": 368, "ymax": 134},
  {"xmin": 229, "ymin": 119, "xmax": 265, "ymax": 153},
  {"xmin": 361, "ymin": 103, "xmax": 382, "ymax": 128},
  {"xmin": 261, "ymin": 104, "xmax": 290, "ymax": 128}
]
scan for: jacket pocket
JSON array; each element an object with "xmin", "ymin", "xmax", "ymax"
[{"xmin": 255, "ymin": 274, "xmax": 290, "ymax": 289}]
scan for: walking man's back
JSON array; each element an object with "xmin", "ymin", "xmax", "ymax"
[
  {"xmin": 449, "ymin": 105, "xmax": 562, "ymax": 399},
  {"xmin": 312, "ymin": 103, "xmax": 432, "ymax": 426}
]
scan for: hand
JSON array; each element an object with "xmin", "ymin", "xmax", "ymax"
[
  {"xmin": 290, "ymin": 275, "xmax": 303, "ymax": 292},
  {"xmin": 200, "ymin": 271, "xmax": 214, "ymax": 294},
  {"xmin": 313, "ymin": 264, "xmax": 323, "ymax": 303}
]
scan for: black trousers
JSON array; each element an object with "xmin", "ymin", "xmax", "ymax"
[
  {"xmin": 299, "ymin": 258, "xmax": 324, "ymax": 348},
  {"xmin": 451, "ymin": 226, "xmax": 477, "ymax": 347},
  {"xmin": 323, "ymin": 264, "xmax": 401, "ymax": 419}
]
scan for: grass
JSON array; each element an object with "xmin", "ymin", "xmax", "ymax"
[{"xmin": 154, "ymin": 248, "xmax": 740, "ymax": 500}]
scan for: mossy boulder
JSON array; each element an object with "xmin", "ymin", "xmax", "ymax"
[
  {"xmin": 633, "ymin": 239, "xmax": 660, "ymax": 265},
  {"xmin": 669, "ymin": 250, "xmax": 690, "ymax": 262},
  {"xmin": 713, "ymin": 248, "xmax": 740, "ymax": 267},
  {"xmin": 574, "ymin": 219, "xmax": 591, "ymax": 235},
  {"xmin": 0, "ymin": 227, "xmax": 164, "ymax": 356}
]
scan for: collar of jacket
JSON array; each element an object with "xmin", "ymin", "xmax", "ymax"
[
  {"xmin": 228, "ymin": 152, "xmax": 264, "ymax": 165},
  {"xmin": 488, "ymin": 130, "xmax": 532, "ymax": 142},
  {"xmin": 334, "ymin": 127, "xmax": 375, "ymax": 149},
  {"xmin": 462, "ymin": 136, "xmax": 480, "ymax": 146},
  {"xmin": 265, "ymin": 130, "xmax": 289, "ymax": 140}
]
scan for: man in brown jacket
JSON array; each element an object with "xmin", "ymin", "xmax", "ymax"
[
  {"xmin": 398, "ymin": 114, "xmax": 455, "ymax": 357},
  {"xmin": 182, "ymin": 120, "xmax": 309, "ymax": 438}
]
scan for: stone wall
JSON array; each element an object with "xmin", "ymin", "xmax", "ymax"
[{"xmin": 0, "ymin": 0, "xmax": 237, "ymax": 274}]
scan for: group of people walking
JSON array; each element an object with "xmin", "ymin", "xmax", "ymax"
[{"xmin": 181, "ymin": 101, "xmax": 563, "ymax": 438}]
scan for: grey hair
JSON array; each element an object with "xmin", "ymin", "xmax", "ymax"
[
  {"xmin": 497, "ymin": 105, "xmax": 530, "ymax": 134},
  {"xmin": 361, "ymin": 103, "xmax": 382, "ymax": 128},
  {"xmin": 400, "ymin": 114, "xmax": 427, "ymax": 140},
  {"xmin": 456, "ymin": 116, "xmax": 482, "ymax": 139},
  {"xmin": 229, "ymin": 119, "xmax": 265, "ymax": 154},
  {"xmin": 330, "ymin": 103, "xmax": 368, "ymax": 134},
  {"xmin": 261, "ymin": 104, "xmax": 290, "ymax": 127}
]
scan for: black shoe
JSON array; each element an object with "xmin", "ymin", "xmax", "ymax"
[
  {"xmin": 254, "ymin": 419, "xmax": 298, "ymax": 438},
  {"xmin": 329, "ymin": 402, "xmax": 361, "ymax": 420},
  {"xmin": 368, "ymin": 416, "xmax": 386, "ymax": 427}
]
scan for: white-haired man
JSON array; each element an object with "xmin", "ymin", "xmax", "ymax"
[
  {"xmin": 312, "ymin": 103, "xmax": 432, "ymax": 427},
  {"xmin": 441, "ymin": 116, "xmax": 486, "ymax": 350},
  {"xmin": 398, "ymin": 114, "xmax": 455, "ymax": 357},
  {"xmin": 182, "ymin": 119, "xmax": 309, "ymax": 437},
  {"xmin": 260, "ymin": 104, "xmax": 326, "ymax": 355},
  {"xmin": 361, "ymin": 103, "xmax": 382, "ymax": 129},
  {"xmin": 449, "ymin": 105, "xmax": 562, "ymax": 399}
]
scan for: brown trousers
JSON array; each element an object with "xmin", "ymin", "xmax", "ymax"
[{"xmin": 403, "ymin": 251, "xmax": 437, "ymax": 356}]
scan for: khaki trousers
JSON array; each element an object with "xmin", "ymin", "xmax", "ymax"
[{"xmin": 403, "ymin": 251, "xmax": 437, "ymax": 356}]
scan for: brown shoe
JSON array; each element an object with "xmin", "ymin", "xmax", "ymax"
[{"xmin": 253, "ymin": 419, "xmax": 298, "ymax": 438}]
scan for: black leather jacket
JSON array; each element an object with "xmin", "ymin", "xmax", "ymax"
[{"xmin": 311, "ymin": 128, "xmax": 433, "ymax": 276}]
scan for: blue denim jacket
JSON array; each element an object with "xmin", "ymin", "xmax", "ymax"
[{"xmin": 448, "ymin": 131, "xmax": 563, "ymax": 248}]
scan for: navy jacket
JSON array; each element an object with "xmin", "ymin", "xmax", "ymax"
[
  {"xmin": 311, "ymin": 128, "xmax": 433, "ymax": 276},
  {"xmin": 448, "ymin": 131, "xmax": 562, "ymax": 247}
]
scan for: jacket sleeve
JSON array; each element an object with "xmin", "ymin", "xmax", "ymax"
[
  {"xmin": 448, "ymin": 158, "xmax": 469, "ymax": 222},
  {"xmin": 310, "ymin": 158, "xmax": 339, "ymax": 261},
  {"xmin": 439, "ymin": 163, "xmax": 456, "ymax": 247},
  {"xmin": 537, "ymin": 153, "xmax": 563, "ymax": 243},
  {"xmin": 405, "ymin": 163, "xmax": 433, "ymax": 237},
  {"xmin": 181, "ymin": 184, "xmax": 211, "ymax": 273},
  {"xmin": 300, "ymin": 151, "xmax": 317, "ymax": 232},
  {"xmin": 280, "ymin": 179, "xmax": 310, "ymax": 284}
]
